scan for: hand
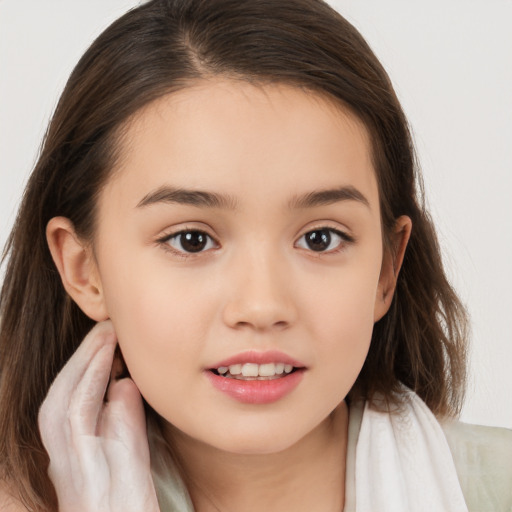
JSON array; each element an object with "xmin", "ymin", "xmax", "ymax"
[{"xmin": 38, "ymin": 321, "xmax": 160, "ymax": 512}]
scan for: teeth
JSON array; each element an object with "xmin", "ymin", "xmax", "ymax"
[
  {"xmin": 241, "ymin": 363, "xmax": 259, "ymax": 377},
  {"xmin": 229, "ymin": 364, "xmax": 242, "ymax": 375},
  {"xmin": 216, "ymin": 362, "xmax": 297, "ymax": 378},
  {"xmin": 258, "ymin": 363, "xmax": 276, "ymax": 377}
]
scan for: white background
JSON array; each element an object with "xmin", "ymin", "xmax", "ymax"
[{"xmin": 1, "ymin": 0, "xmax": 511, "ymax": 428}]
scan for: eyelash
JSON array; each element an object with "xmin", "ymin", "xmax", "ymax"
[
  {"xmin": 157, "ymin": 226, "xmax": 354, "ymax": 259},
  {"xmin": 295, "ymin": 227, "xmax": 354, "ymax": 255},
  {"xmin": 157, "ymin": 229, "xmax": 219, "ymax": 259}
]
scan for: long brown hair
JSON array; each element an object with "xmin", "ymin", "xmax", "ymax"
[{"xmin": 0, "ymin": 0, "xmax": 467, "ymax": 509}]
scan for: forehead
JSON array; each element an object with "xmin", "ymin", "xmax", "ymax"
[{"xmin": 104, "ymin": 79, "xmax": 378, "ymax": 211}]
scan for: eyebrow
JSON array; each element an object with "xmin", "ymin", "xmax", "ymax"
[
  {"xmin": 136, "ymin": 186, "xmax": 238, "ymax": 210},
  {"xmin": 136, "ymin": 184, "xmax": 370, "ymax": 211},
  {"xmin": 288, "ymin": 186, "xmax": 370, "ymax": 210}
]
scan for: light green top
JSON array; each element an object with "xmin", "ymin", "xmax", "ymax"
[
  {"xmin": 442, "ymin": 419, "xmax": 512, "ymax": 511},
  {"xmin": 149, "ymin": 401, "xmax": 512, "ymax": 512},
  {"xmin": 342, "ymin": 399, "xmax": 512, "ymax": 512}
]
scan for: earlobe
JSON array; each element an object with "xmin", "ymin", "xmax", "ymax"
[
  {"xmin": 374, "ymin": 215, "xmax": 412, "ymax": 322},
  {"xmin": 46, "ymin": 217, "xmax": 109, "ymax": 322}
]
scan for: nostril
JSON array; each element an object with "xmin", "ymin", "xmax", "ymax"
[
  {"xmin": 222, "ymin": 295, "xmax": 297, "ymax": 331},
  {"xmin": 232, "ymin": 320, "xmax": 289, "ymax": 331}
]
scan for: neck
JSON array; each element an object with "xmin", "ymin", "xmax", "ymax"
[{"xmin": 163, "ymin": 402, "xmax": 349, "ymax": 512}]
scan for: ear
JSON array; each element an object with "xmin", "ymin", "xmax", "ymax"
[
  {"xmin": 374, "ymin": 215, "xmax": 412, "ymax": 322},
  {"xmin": 46, "ymin": 217, "xmax": 108, "ymax": 322}
]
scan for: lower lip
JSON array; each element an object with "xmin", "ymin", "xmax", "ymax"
[{"xmin": 205, "ymin": 370, "xmax": 305, "ymax": 404}]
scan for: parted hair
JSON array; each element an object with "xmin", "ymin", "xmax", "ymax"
[{"xmin": 0, "ymin": 0, "xmax": 467, "ymax": 509}]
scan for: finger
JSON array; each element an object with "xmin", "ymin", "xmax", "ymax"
[
  {"xmin": 42, "ymin": 342, "xmax": 115, "ymax": 488},
  {"xmin": 101, "ymin": 378, "xmax": 147, "ymax": 446},
  {"xmin": 48, "ymin": 341, "xmax": 116, "ymax": 504},
  {"xmin": 101, "ymin": 379, "xmax": 160, "ymax": 510},
  {"xmin": 39, "ymin": 321, "xmax": 116, "ymax": 453},
  {"xmin": 48, "ymin": 344, "xmax": 115, "ymax": 510},
  {"xmin": 40, "ymin": 321, "xmax": 116, "ymax": 421},
  {"xmin": 54, "ymin": 320, "xmax": 117, "ymax": 394},
  {"xmin": 68, "ymin": 341, "xmax": 116, "ymax": 437}
]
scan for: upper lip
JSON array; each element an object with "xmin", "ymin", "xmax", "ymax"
[{"xmin": 208, "ymin": 350, "xmax": 306, "ymax": 370}]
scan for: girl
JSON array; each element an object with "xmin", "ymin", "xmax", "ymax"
[{"xmin": 0, "ymin": 1, "xmax": 510, "ymax": 511}]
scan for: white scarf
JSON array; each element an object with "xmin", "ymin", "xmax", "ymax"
[{"xmin": 355, "ymin": 388, "xmax": 468, "ymax": 512}]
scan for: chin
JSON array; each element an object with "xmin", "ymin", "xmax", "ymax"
[
  {"xmin": 212, "ymin": 432, "xmax": 304, "ymax": 456},
  {"xmin": 205, "ymin": 413, "xmax": 329, "ymax": 456},
  {"xmin": 163, "ymin": 413, "xmax": 311, "ymax": 457}
]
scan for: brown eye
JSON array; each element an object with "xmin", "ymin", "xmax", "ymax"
[
  {"xmin": 166, "ymin": 230, "xmax": 216, "ymax": 253},
  {"xmin": 305, "ymin": 230, "xmax": 331, "ymax": 251},
  {"xmin": 296, "ymin": 228, "xmax": 349, "ymax": 253}
]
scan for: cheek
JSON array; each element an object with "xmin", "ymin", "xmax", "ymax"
[
  {"xmin": 104, "ymin": 282, "xmax": 198, "ymax": 418},
  {"xmin": 307, "ymin": 256, "xmax": 380, "ymax": 332},
  {"xmin": 304, "ymin": 257, "xmax": 381, "ymax": 378},
  {"xmin": 318, "ymin": 292, "xmax": 374, "ymax": 376},
  {"xmin": 97, "ymin": 254, "xmax": 220, "ymax": 406}
]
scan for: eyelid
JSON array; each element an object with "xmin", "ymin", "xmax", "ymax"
[
  {"xmin": 154, "ymin": 222, "xmax": 354, "ymax": 259},
  {"xmin": 296, "ymin": 221, "xmax": 355, "ymax": 241},
  {"xmin": 294, "ymin": 224, "xmax": 355, "ymax": 253},
  {"xmin": 156, "ymin": 225, "xmax": 220, "ymax": 258}
]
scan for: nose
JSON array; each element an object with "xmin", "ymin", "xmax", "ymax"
[{"xmin": 222, "ymin": 248, "xmax": 298, "ymax": 332}]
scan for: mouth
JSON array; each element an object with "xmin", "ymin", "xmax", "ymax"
[
  {"xmin": 210, "ymin": 362, "xmax": 300, "ymax": 380},
  {"xmin": 206, "ymin": 351, "xmax": 306, "ymax": 403}
]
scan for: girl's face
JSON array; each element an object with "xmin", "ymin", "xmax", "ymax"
[{"xmin": 92, "ymin": 80, "xmax": 394, "ymax": 454}]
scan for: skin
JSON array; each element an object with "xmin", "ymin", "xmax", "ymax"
[{"xmin": 47, "ymin": 80, "xmax": 411, "ymax": 512}]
